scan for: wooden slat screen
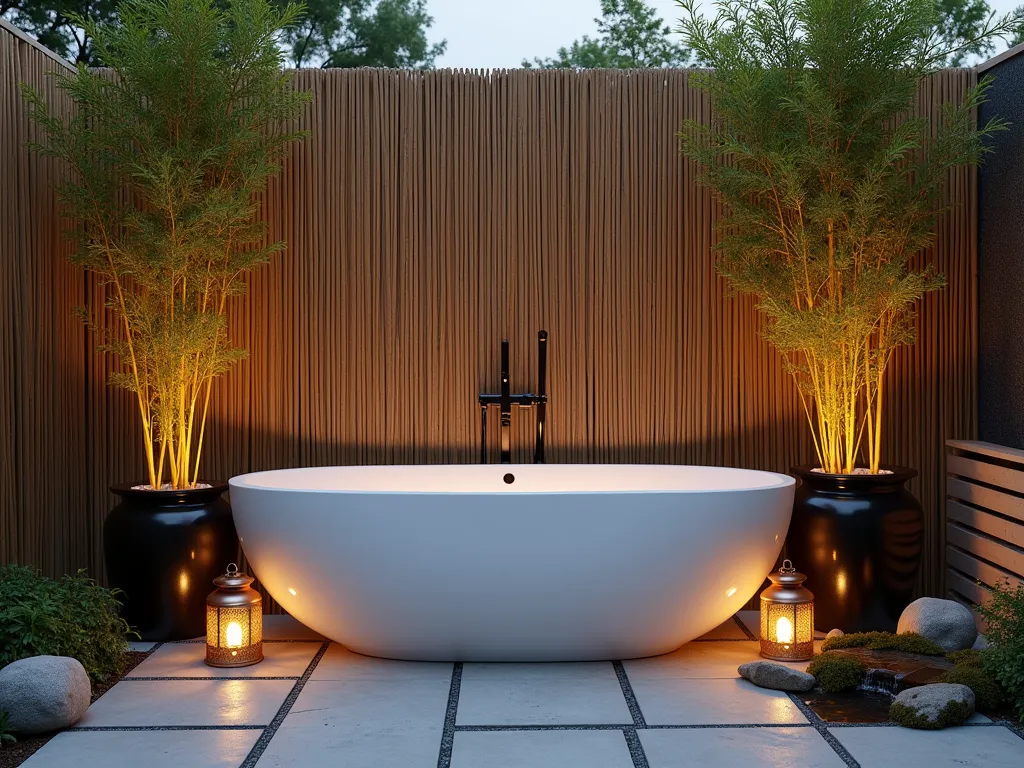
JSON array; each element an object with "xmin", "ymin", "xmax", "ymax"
[
  {"xmin": 946, "ymin": 440, "xmax": 1024, "ymax": 627},
  {"xmin": 2, "ymin": 21, "xmax": 978, "ymax": 604}
]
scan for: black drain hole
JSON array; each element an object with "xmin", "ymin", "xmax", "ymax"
[{"xmin": 503, "ymin": 473, "xmax": 515, "ymax": 484}]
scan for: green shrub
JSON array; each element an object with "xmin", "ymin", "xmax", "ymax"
[
  {"xmin": 806, "ymin": 652, "xmax": 867, "ymax": 692},
  {"xmin": 0, "ymin": 711, "xmax": 15, "ymax": 748},
  {"xmin": 820, "ymin": 631, "xmax": 945, "ymax": 656},
  {"xmin": 978, "ymin": 580, "xmax": 1024, "ymax": 720},
  {"xmin": 890, "ymin": 698, "xmax": 973, "ymax": 730},
  {"xmin": 0, "ymin": 564, "xmax": 133, "ymax": 683},
  {"xmin": 939, "ymin": 664, "xmax": 1005, "ymax": 712},
  {"xmin": 945, "ymin": 649, "xmax": 981, "ymax": 667}
]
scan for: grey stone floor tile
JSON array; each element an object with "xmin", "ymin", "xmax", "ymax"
[
  {"xmin": 736, "ymin": 610, "xmax": 761, "ymax": 639},
  {"xmin": 626, "ymin": 641, "xmax": 774, "ymax": 679},
  {"xmin": 629, "ymin": 678, "xmax": 808, "ymax": 726},
  {"xmin": 640, "ymin": 726, "xmax": 846, "ymax": 767},
  {"xmin": 128, "ymin": 641, "xmax": 320, "ymax": 678},
  {"xmin": 450, "ymin": 729, "xmax": 635, "ymax": 767},
  {"xmin": 127, "ymin": 640, "xmax": 158, "ymax": 652},
  {"xmin": 696, "ymin": 618, "xmax": 750, "ymax": 641},
  {"xmin": 626, "ymin": 640, "xmax": 820, "ymax": 680},
  {"xmin": 77, "ymin": 679, "xmax": 293, "ymax": 727},
  {"xmin": 310, "ymin": 643, "xmax": 452, "ymax": 681},
  {"xmin": 255, "ymin": 678, "xmax": 451, "ymax": 767},
  {"xmin": 830, "ymin": 724, "xmax": 1024, "ymax": 767},
  {"xmin": 22, "ymin": 729, "xmax": 258, "ymax": 767},
  {"xmin": 262, "ymin": 614, "xmax": 326, "ymax": 641},
  {"xmin": 457, "ymin": 663, "xmax": 633, "ymax": 725}
]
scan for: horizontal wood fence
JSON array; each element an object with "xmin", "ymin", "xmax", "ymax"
[
  {"xmin": 1, "ymin": 20, "xmax": 979, "ymax": 608},
  {"xmin": 946, "ymin": 440, "xmax": 1024, "ymax": 628}
]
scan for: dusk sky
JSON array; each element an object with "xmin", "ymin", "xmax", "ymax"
[{"xmin": 428, "ymin": 0, "xmax": 1022, "ymax": 69}]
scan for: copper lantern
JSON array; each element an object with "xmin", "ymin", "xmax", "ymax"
[
  {"xmin": 205, "ymin": 563, "xmax": 263, "ymax": 667},
  {"xmin": 759, "ymin": 559, "xmax": 814, "ymax": 661}
]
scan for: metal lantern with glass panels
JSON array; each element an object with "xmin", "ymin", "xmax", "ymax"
[
  {"xmin": 759, "ymin": 559, "xmax": 814, "ymax": 661},
  {"xmin": 206, "ymin": 563, "xmax": 263, "ymax": 667}
]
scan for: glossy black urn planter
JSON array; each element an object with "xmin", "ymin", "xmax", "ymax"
[
  {"xmin": 785, "ymin": 465, "xmax": 924, "ymax": 633},
  {"xmin": 105, "ymin": 482, "xmax": 238, "ymax": 641}
]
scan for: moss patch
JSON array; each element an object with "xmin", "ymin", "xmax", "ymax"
[
  {"xmin": 820, "ymin": 631, "xmax": 945, "ymax": 656},
  {"xmin": 890, "ymin": 698, "xmax": 973, "ymax": 730},
  {"xmin": 945, "ymin": 649, "xmax": 981, "ymax": 667},
  {"xmin": 938, "ymin": 666, "xmax": 1004, "ymax": 712},
  {"xmin": 806, "ymin": 652, "xmax": 867, "ymax": 693},
  {"xmin": 940, "ymin": 650, "xmax": 1006, "ymax": 712}
]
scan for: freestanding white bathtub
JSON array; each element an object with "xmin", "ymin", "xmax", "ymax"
[{"xmin": 229, "ymin": 465, "xmax": 794, "ymax": 662}]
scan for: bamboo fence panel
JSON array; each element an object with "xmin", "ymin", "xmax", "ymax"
[{"xmin": 1, "ymin": 22, "xmax": 977, "ymax": 603}]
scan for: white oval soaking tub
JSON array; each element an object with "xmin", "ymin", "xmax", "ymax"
[{"xmin": 229, "ymin": 464, "xmax": 794, "ymax": 661}]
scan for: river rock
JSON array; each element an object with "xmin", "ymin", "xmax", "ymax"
[
  {"xmin": 972, "ymin": 634, "xmax": 989, "ymax": 650},
  {"xmin": 890, "ymin": 683, "xmax": 974, "ymax": 729},
  {"xmin": 0, "ymin": 656, "xmax": 91, "ymax": 735},
  {"xmin": 738, "ymin": 661, "xmax": 816, "ymax": 692},
  {"xmin": 826, "ymin": 629, "xmax": 844, "ymax": 640},
  {"xmin": 897, "ymin": 597, "xmax": 977, "ymax": 651}
]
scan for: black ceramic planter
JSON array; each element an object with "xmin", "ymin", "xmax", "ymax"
[
  {"xmin": 785, "ymin": 465, "xmax": 924, "ymax": 633},
  {"xmin": 104, "ymin": 482, "xmax": 238, "ymax": 641}
]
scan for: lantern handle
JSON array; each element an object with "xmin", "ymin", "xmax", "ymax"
[
  {"xmin": 226, "ymin": 562, "xmax": 238, "ymax": 576},
  {"xmin": 780, "ymin": 559, "xmax": 795, "ymax": 573}
]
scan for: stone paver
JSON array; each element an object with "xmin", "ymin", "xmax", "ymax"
[
  {"xmin": 629, "ymin": 677, "xmax": 808, "ymax": 726},
  {"xmin": 640, "ymin": 727, "xmax": 847, "ymax": 768},
  {"xmin": 831, "ymin": 724, "xmax": 1024, "ymax": 767},
  {"xmin": 40, "ymin": 612, "xmax": 1022, "ymax": 767},
  {"xmin": 127, "ymin": 641, "xmax": 321, "ymax": 678},
  {"xmin": 78, "ymin": 679, "xmax": 292, "ymax": 727},
  {"xmin": 255, "ymin": 678, "xmax": 451, "ymax": 768},
  {"xmin": 23, "ymin": 729, "xmax": 259, "ymax": 768},
  {"xmin": 450, "ymin": 730, "xmax": 636, "ymax": 767},
  {"xmin": 457, "ymin": 662, "xmax": 633, "ymax": 725}
]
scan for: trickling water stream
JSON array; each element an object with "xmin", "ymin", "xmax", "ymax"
[{"xmin": 858, "ymin": 667, "xmax": 904, "ymax": 696}]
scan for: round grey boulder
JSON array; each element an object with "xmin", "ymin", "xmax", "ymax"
[
  {"xmin": 738, "ymin": 661, "xmax": 816, "ymax": 692},
  {"xmin": 897, "ymin": 597, "xmax": 977, "ymax": 651},
  {"xmin": 972, "ymin": 633, "xmax": 989, "ymax": 651},
  {"xmin": 0, "ymin": 656, "xmax": 91, "ymax": 735},
  {"xmin": 890, "ymin": 683, "xmax": 974, "ymax": 730},
  {"xmin": 825, "ymin": 629, "xmax": 844, "ymax": 640}
]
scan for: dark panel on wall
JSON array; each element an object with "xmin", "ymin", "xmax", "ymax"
[
  {"xmin": 1, "ymin": 19, "xmax": 979, "ymax": 604},
  {"xmin": 979, "ymin": 53, "xmax": 1024, "ymax": 450}
]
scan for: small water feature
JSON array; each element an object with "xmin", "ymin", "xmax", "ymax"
[{"xmin": 802, "ymin": 647, "xmax": 953, "ymax": 723}]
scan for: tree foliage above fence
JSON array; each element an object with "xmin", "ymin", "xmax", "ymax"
[{"xmin": 22, "ymin": 0, "xmax": 311, "ymax": 489}]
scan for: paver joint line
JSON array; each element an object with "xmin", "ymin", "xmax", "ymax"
[
  {"xmin": 436, "ymin": 661, "xmax": 463, "ymax": 768},
  {"xmin": 237, "ymin": 640, "xmax": 331, "ymax": 768},
  {"xmin": 68, "ymin": 724, "xmax": 266, "ymax": 732},
  {"xmin": 453, "ymin": 722, "xmax": 817, "ymax": 731},
  {"xmin": 786, "ymin": 692, "xmax": 861, "ymax": 768},
  {"xmin": 622, "ymin": 726, "xmax": 650, "ymax": 768},
  {"xmin": 612, "ymin": 660, "xmax": 647, "ymax": 728},
  {"xmin": 734, "ymin": 614, "xmax": 758, "ymax": 641},
  {"xmin": 124, "ymin": 676, "xmax": 302, "ymax": 682},
  {"xmin": 1003, "ymin": 719, "xmax": 1024, "ymax": 743}
]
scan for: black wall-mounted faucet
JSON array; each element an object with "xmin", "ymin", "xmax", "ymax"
[{"xmin": 479, "ymin": 331, "xmax": 548, "ymax": 464}]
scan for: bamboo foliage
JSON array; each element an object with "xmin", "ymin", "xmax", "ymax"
[
  {"xmin": 21, "ymin": 0, "xmax": 311, "ymax": 488},
  {"xmin": 678, "ymin": 0, "xmax": 1004, "ymax": 474}
]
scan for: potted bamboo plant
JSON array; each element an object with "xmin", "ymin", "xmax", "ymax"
[
  {"xmin": 24, "ymin": 0, "xmax": 311, "ymax": 639},
  {"xmin": 678, "ymin": 0, "xmax": 1013, "ymax": 631}
]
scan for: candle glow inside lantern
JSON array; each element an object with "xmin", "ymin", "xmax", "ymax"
[
  {"xmin": 206, "ymin": 563, "xmax": 263, "ymax": 667},
  {"xmin": 759, "ymin": 559, "xmax": 814, "ymax": 661}
]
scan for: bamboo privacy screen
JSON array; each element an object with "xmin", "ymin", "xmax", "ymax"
[{"xmin": 1, "ymin": 21, "xmax": 977, "ymax": 600}]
